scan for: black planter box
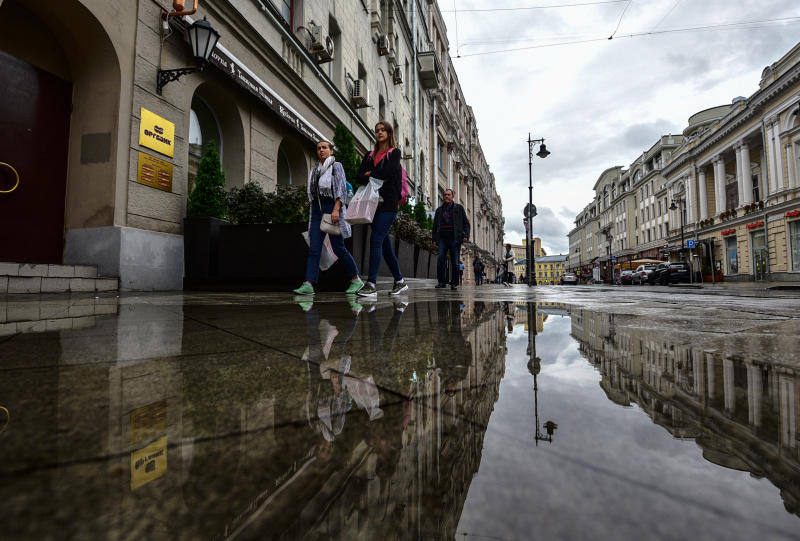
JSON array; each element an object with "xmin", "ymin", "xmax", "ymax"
[
  {"xmin": 395, "ymin": 239, "xmax": 416, "ymax": 279},
  {"xmin": 429, "ymin": 250, "xmax": 438, "ymax": 280},
  {"xmin": 183, "ymin": 217, "xmax": 229, "ymax": 285}
]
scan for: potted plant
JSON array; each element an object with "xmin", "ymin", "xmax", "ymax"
[{"xmin": 184, "ymin": 140, "xmax": 229, "ymax": 287}]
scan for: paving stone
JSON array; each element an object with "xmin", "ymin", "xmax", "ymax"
[
  {"xmin": 45, "ymin": 318, "xmax": 75, "ymax": 331},
  {"xmin": 0, "ymin": 276, "xmax": 7, "ymax": 293},
  {"xmin": 8, "ymin": 277, "xmax": 41, "ymax": 294},
  {"xmin": 69, "ymin": 304, "xmax": 97, "ymax": 318},
  {"xmin": 40, "ymin": 301, "xmax": 71, "ymax": 319},
  {"xmin": 16, "ymin": 320, "xmax": 47, "ymax": 333},
  {"xmin": 47, "ymin": 265, "xmax": 76, "ymax": 278},
  {"xmin": 6, "ymin": 301, "xmax": 41, "ymax": 322},
  {"xmin": 0, "ymin": 262, "xmax": 19, "ymax": 276},
  {"xmin": 72, "ymin": 316, "xmax": 96, "ymax": 329},
  {"xmin": 41, "ymin": 277, "xmax": 71, "ymax": 293},
  {"xmin": 74, "ymin": 266, "xmax": 98, "ymax": 278},
  {"xmin": 70, "ymin": 278, "xmax": 96, "ymax": 292},
  {"xmin": 0, "ymin": 322, "xmax": 17, "ymax": 336},
  {"xmin": 17, "ymin": 264, "xmax": 49, "ymax": 277}
]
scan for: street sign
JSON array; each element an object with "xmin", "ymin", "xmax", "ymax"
[
  {"xmin": 611, "ymin": 256, "xmax": 616, "ymax": 261},
  {"xmin": 686, "ymin": 239, "xmax": 696, "ymax": 249},
  {"xmin": 524, "ymin": 203, "xmax": 537, "ymax": 218}
]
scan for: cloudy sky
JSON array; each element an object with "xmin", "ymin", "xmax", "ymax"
[{"xmin": 440, "ymin": 0, "xmax": 800, "ymax": 254}]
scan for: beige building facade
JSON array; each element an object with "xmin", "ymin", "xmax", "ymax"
[
  {"xmin": 568, "ymin": 41, "xmax": 800, "ymax": 282},
  {"xmin": 0, "ymin": 0, "xmax": 503, "ymax": 290}
]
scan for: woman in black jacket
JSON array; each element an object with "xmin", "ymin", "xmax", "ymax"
[{"xmin": 354, "ymin": 121, "xmax": 407, "ymax": 297}]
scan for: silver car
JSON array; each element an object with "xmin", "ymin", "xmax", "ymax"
[
  {"xmin": 632, "ymin": 264, "xmax": 657, "ymax": 285},
  {"xmin": 560, "ymin": 272, "xmax": 578, "ymax": 285}
]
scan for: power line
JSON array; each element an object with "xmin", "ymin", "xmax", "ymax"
[
  {"xmin": 649, "ymin": 0, "xmax": 681, "ymax": 32},
  {"xmin": 609, "ymin": 0, "xmax": 632, "ymax": 39},
  {"xmin": 455, "ymin": 15, "xmax": 800, "ymax": 58}
]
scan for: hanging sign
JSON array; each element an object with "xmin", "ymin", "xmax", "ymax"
[
  {"xmin": 139, "ymin": 108, "xmax": 175, "ymax": 157},
  {"xmin": 130, "ymin": 436, "xmax": 167, "ymax": 490},
  {"xmin": 137, "ymin": 152, "xmax": 173, "ymax": 192}
]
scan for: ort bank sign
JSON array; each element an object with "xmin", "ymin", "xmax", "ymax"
[{"xmin": 139, "ymin": 108, "xmax": 175, "ymax": 158}]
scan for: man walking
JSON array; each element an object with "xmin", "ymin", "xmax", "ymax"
[
  {"xmin": 432, "ymin": 189, "xmax": 470, "ymax": 290},
  {"xmin": 473, "ymin": 255, "xmax": 484, "ymax": 285}
]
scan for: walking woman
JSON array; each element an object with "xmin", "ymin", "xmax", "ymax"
[
  {"xmin": 355, "ymin": 121, "xmax": 407, "ymax": 297},
  {"xmin": 294, "ymin": 140, "xmax": 364, "ymax": 296}
]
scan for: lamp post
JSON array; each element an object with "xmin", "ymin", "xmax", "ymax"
[
  {"xmin": 527, "ymin": 303, "xmax": 557, "ymax": 445},
  {"xmin": 157, "ymin": 17, "xmax": 221, "ymax": 95},
  {"xmin": 669, "ymin": 197, "xmax": 686, "ymax": 260},
  {"xmin": 527, "ymin": 134, "xmax": 550, "ymax": 287},
  {"xmin": 575, "ymin": 246, "xmax": 581, "ymax": 283}
]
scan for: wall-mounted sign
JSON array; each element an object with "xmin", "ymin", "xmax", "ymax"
[
  {"xmin": 139, "ymin": 108, "xmax": 175, "ymax": 157},
  {"xmin": 131, "ymin": 436, "xmax": 167, "ymax": 490},
  {"xmin": 207, "ymin": 45, "xmax": 319, "ymax": 145},
  {"xmin": 137, "ymin": 152, "xmax": 173, "ymax": 192},
  {"xmin": 130, "ymin": 401, "xmax": 167, "ymax": 444}
]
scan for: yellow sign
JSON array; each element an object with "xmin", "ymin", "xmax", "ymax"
[
  {"xmin": 137, "ymin": 152, "xmax": 173, "ymax": 192},
  {"xmin": 139, "ymin": 108, "xmax": 175, "ymax": 157},
  {"xmin": 131, "ymin": 436, "xmax": 168, "ymax": 490},
  {"xmin": 130, "ymin": 401, "xmax": 167, "ymax": 444}
]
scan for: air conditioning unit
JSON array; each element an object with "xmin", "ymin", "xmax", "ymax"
[
  {"xmin": 392, "ymin": 65, "xmax": 403, "ymax": 85},
  {"xmin": 377, "ymin": 35, "xmax": 389, "ymax": 56},
  {"xmin": 307, "ymin": 24, "xmax": 334, "ymax": 63},
  {"xmin": 351, "ymin": 79, "xmax": 369, "ymax": 107}
]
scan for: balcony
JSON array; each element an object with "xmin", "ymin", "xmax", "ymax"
[{"xmin": 417, "ymin": 50, "xmax": 441, "ymax": 89}]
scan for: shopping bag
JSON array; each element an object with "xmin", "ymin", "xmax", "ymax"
[
  {"xmin": 302, "ymin": 230, "xmax": 338, "ymax": 271},
  {"xmin": 345, "ymin": 178, "xmax": 383, "ymax": 224}
]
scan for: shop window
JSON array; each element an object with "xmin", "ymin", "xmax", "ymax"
[
  {"xmin": 188, "ymin": 96, "xmax": 222, "ymax": 194},
  {"xmin": 790, "ymin": 221, "xmax": 800, "ymax": 271},
  {"xmin": 725, "ymin": 236, "xmax": 738, "ymax": 274}
]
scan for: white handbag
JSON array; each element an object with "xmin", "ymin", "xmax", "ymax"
[{"xmin": 320, "ymin": 213, "xmax": 341, "ymax": 235}]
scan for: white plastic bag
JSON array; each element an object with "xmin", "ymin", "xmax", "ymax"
[
  {"xmin": 302, "ymin": 230, "xmax": 338, "ymax": 271},
  {"xmin": 345, "ymin": 178, "xmax": 383, "ymax": 224}
]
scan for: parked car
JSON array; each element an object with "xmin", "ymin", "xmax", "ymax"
[
  {"xmin": 650, "ymin": 262, "xmax": 690, "ymax": 285},
  {"xmin": 617, "ymin": 270, "xmax": 634, "ymax": 285},
  {"xmin": 632, "ymin": 264, "xmax": 657, "ymax": 285},
  {"xmin": 560, "ymin": 272, "xmax": 578, "ymax": 285}
]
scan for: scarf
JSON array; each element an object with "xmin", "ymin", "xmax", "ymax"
[{"xmin": 310, "ymin": 156, "xmax": 336, "ymax": 200}]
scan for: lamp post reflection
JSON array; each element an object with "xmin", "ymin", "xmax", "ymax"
[{"xmin": 526, "ymin": 303, "xmax": 557, "ymax": 445}]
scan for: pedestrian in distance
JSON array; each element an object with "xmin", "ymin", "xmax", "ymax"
[
  {"xmin": 355, "ymin": 121, "xmax": 407, "ymax": 298},
  {"xmin": 473, "ymin": 255, "xmax": 484, "ymax": 285},
  {"xmin": 432, "ymin": 188, "xmax": 470, "ymax": 290},
  {"xmin": 502, "ymin": 244, "xmax": 514, "ymax": 287},
  {"xmin": 458, "ymin": 260, "xmax": 465, "ymax": 285},
  {"xmin": 294, "ymin": 140, "xmax": 365, "ymax": 296}
]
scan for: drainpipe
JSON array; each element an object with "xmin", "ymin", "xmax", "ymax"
[
  {"xmin": 412, "ymin": 0, "xmax": 419, "ymax": 203},
  {"xmin": 432, "ymin": 93, "xmax": 438, "ymax": 207},
  {"xmin": 763, "ymin": 208, "xmax": 770, "ymax": 281}
]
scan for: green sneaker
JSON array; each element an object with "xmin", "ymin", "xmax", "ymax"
[
  {"xmin": 293, "ymin": 282, "xmax": 315, "ymax": 295},
  {"xmin": 357, "ymin": 283, "xmax": 377, "ymax": 297},
  {"xmin": 348, "ymin": 299, "xmax": 363, "ymax": 315},
  {"xmin": 345, "ymin": 278, "xmax": 365, "ymax": 294},
  {"xmin": 390, "ymin": 281, "xmax": 409, "ymax": 295}
]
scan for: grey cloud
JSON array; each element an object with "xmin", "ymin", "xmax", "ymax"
[{"xmin": 506, "ymin": 206, "xmax": 570, "ymax": 255}]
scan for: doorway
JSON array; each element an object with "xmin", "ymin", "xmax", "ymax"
[
  {"xmin": 751, "ymin": 230, "xmax": 768, "ymax": 281},
  {"xmin": 0, "ymin": 50, "xmax": 72, "ymax": 263}
]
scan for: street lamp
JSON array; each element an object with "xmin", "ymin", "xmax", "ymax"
[
  {"xmin": 527, "ymin": 134, "xmax": 550, "ymax": 287},
  {"xmin": 669, "ymin": 197, "xmax": 686, "ymax": 261},
  {"xmin": 527, "ymin": 303, "xmax": 557, "ymax": 445},
  {"xmin": 157, "ymin": 16, "xmax": 221, "ymax": 95},
  {"xmin": 575, "ymin": 246, "xmax": 581, "ymax": 283}
]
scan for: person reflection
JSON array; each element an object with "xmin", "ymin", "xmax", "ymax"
[{"xmin": 435, "ymin": 300, "xmax": 471, "ymax": 395}]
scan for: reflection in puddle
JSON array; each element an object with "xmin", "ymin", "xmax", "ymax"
[
  {"xmin": 1, "ymin": 296, "xmax": 799, "ymax": 539},
  {"xmin": 570, "ymin": 307, "xmax": 800, "ymax": 516}
]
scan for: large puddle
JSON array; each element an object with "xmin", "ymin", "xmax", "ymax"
[{"xmin": 0, "ymin": 296, "xmax": 798, "ymax": 539}]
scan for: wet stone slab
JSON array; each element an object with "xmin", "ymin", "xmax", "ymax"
[{"xmin": 0, "ymin": 289, "xmax": 799, "ymax": 540}]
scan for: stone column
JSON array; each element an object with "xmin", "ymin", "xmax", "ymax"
[
  {"xmin": 740, "ymin": 141, "xmax": 753, "ymax": 204},
  {"xmin": 714, "ymin": 157, "xmax": 726, "ymax": 214},
  {"xmin": 684, "ymin": 175, "xmax": 694, "ymax": 222},
  {"xmin": 735, "ymin": 144, "xmax": 744, "ymax": 206},
  {"xmin": 774, "ymin": 122, "xmax": 786, "ymax": 191},
  {"xmin": 766, "ymin": 119, "xmax": 778, "ymax": 194},
  {"xmin": 747, "ymin": 364, "xmax": 763, "ymax": 427},
  {"xmin": 698, "ymin": 167, "xmax": 708, "ymax": 220},
  {"xmin": 723, "ymin": 358, "xmax": 735, "ymax": 413},
  {"xmin": 786, "ymin": 142, "xmax": 797, "ymax": 190}
]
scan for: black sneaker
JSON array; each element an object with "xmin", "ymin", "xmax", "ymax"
[
  {"xmin": 450, "ymin": 285, "xmax": 458, "ymax": 291},
  {"xmin": 435, "ymin": 283, "xmax": 447, "ymax": 289}
]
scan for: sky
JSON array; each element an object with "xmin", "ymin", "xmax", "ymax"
[{"xmin": 439, "ymin": 0, "xmax": 800, "ymax": 255}]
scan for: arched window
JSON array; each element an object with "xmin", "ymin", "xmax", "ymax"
[
  {"xmin": 277, "ymin": 136, "xmax": 308, "ymax": 187},
  {"xmin": 188, "ymin": 95, "xmax": 222, "ymax": 194}
]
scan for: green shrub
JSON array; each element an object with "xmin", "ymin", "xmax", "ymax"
[
  {"xmin": 333, "ymin": 123, "xmax": 359, "ymax": 184},
  {"xmin": 265, "ymin": 185, "xmax": 309, "ymax": 224},
  {"xmin": 226, "ymin": 182, "xmax": 269, "ymax": 224},
  {"xmin": 413, "ymin": 201, "xmax": 427, "ymax": 227},
  {"xmin": 187, "ymin": 140, "xmax": 226, "ymax": 218}
]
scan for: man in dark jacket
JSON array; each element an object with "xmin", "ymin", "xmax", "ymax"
[
  {"xmin": 473, "ymin": 255, "xmax": 484, "ymax": 285},
  {"xmin": 432, "ymin": 189, "xmax": 470, "ymax": 290}
]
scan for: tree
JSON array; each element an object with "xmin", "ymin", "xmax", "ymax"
[
  {"xmin": 187, "ymin": 140, "xmax": 226, "ymax": 218},
  {"xmin": 413, "ymin": 201, "xmax": 427, "ymax": 227},
  {"xmin": 333, "ymin": 123, "xmax": 359, "ymax": 183}
]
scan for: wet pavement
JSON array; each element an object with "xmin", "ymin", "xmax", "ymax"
[{"xmin": 1, "ymin": 284, "xmax": 799, "ymax": 540}]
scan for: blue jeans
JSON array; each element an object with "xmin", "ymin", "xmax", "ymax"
[
  {"xmin": 437, "ymin": 236, "xmax": 461, "ymax": 285},
  {"xmin": 306, "ymin": 201, "xmax": 359, "ymax": 283},
  {"xmin": 367, "ymin": 211, "xmax": 402, "ymax": 283}
]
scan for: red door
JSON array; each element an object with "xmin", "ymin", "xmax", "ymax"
[{"xmin": 0, "ymin": 49, "xmax": 72, "ymax": 263}]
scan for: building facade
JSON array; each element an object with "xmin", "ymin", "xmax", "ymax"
[
  {"xmin": 0, "ymin": 0, "xmax": 503, "ymax": 290},
  {"xmin": 534, "ymin": 254, "xmax": 567, "ymax": 285},
  {"xmin": 568, "ymin": 41, "xmax": 800, "ymax": 282}
]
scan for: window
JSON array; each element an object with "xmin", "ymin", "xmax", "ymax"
[
  {"xmin": 188, "ymin": 95, "xmax": 222, "ymax": 194},
  {"xmin": 790, "ymin": 221, "xmax": 800, "ymax": 271},
  {"xmin": 270, "ymin": 0, "xmax": 292, "ymax": 25},
  {"xmin": 437, "ymin": 139, "xmax": 445, "ymax": 172},
  {"xmin": 725, "ymin": 236, "xmax": 738, "ymax": 274},
  {"xmin": 752, "ymin": 174, "xmax": 760, "ymax": 202}
]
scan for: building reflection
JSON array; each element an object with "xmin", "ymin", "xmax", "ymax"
[
  {"xmin": 0, "ymin": 299, "xmax": 508, "ymax": 540},
  {"xmin": 570, "ymin": 308, "xmax": 800, "ymax": 515}
]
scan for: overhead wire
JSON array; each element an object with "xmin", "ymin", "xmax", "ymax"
[
  {"xmin": 455, "ymin": 15, "xmax": 800, "ymax": 58},
  {"xmin": 609, "ymin": 0, "xmax": 632, "ymax": 39},
  {"xmin": 649, "ymin": 0, "xmax": 681, "ymax": 32}
]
